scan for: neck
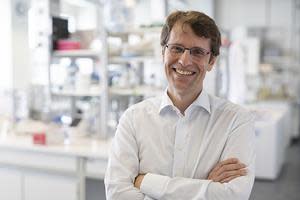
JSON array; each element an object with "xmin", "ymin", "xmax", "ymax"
[{"xmin": 167, "ymin": 89, "xmax": 202, "ymax": 114}]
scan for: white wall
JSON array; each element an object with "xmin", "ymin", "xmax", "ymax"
[
  {"xmin": 188, "ymin": 0, "xmax": 214, "ymax": 18},
  {"xmin": 214, "ymin": 0, "xmax": 293, "ymax": 52},
  {"xmin": 0, "ymin": 0, "xmax": 14, "ymax": 118},
  {"xmin": 215, "ymin": 0, "xmax": 292, "ymax": 28},
  {"xmin": 11, "ymin": 0, "xmax": 31, "ymax": 90},
  {"xmin": 0, "ymin": 0, "xmax": 13, "ymax": 89},
  {"xmin": 134, "ymin": 0, "xmax": 214, "ymax": 26},
  {"xmin": 133, "ymin": 0, "xmax": 158, "ymax": 26},
  {"xmin": 60, "ymin": 0, "xmax": 97, "ymax": 31},
  {"xmin": 215, "ymin": 0, "xmax": 268, "ymax": 29}
]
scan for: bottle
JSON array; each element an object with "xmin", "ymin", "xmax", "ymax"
[{"xmin": 65, "ymin": 59, "xmax": 79, "ymax": 90}]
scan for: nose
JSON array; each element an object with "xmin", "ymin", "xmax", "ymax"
[{"xmin": 178, "ymin": 49, "xmax": 193, "ymax": 66}]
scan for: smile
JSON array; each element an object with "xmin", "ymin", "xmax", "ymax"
[{"xmin": 174, "ymin": 68, "xmax": 195, "ymax": 76}]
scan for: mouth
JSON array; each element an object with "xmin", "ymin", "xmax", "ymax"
[{"xmin": 173, "ymin": 68, "xmax": 196, "ymax": 76}]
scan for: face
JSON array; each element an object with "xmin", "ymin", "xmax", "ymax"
[{"xmin": 163, "ymin": 23, "xmax": 216, "ymax": 98}]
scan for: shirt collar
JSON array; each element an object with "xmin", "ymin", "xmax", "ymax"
[
  {"xmin": 159, "ymin": 88, "xmax": 211, "ymax": 114},
  {"xmin": 159, "ymin": 88, "xmax": 174, "ymax": 113},
  {"xmin": 191, "ymin": 89, "xmax": 211, "ymax": 114}
]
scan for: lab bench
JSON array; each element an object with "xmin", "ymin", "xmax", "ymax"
[{"xmin": 0, "ymin": 133, "xmax": 110, "ymax": 200}]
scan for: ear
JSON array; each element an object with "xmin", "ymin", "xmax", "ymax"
[{"xmin": 207, "ymin": 56, "xmax": 217, "ymax": 71}]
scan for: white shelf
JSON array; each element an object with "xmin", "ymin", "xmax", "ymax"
[
  {"xmin": 109, "ymin": 56, "xmax": 157, "ymax": 63},
  {"xmin": 52, "ymin": 50, "xmax": 101, "ymax": 58},
  {"xmin": 109, "ymin": 86, "xmax": 163, "ymax": 96},
  {"xmin": 108, "ymin": 27, "xmax": 161, "ymax": 37},
  {"xmin": 51, "ymin": 88, "xmax": 103, "ymax": 97}
]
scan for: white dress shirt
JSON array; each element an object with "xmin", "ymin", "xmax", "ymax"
[{"xmin": 105, "ymin": 89, "xmax": 255, "ymax": 200}]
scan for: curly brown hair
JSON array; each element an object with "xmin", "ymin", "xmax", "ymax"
[{"xmin": 160, "ymin": 10, "xmax": 221, "ymax": 57}]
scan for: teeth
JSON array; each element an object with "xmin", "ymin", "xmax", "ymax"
[{"xmin": 175, "ymin": 69, "xmax": 193, "ymax": 75}]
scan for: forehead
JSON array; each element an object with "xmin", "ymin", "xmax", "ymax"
[{"xmin": 168, "ymin": 22, "xmax": 210, "ymax": 48}]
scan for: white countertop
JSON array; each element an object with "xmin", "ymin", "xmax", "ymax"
[{"xmin": 0, "ymin": 132, "xmax": 111, "ymax": 160}]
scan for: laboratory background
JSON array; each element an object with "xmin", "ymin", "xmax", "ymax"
[{"xmin": 0, "ymin": 0, "xmax": 299, "ymax": 199}]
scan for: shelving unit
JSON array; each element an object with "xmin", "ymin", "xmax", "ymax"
[
  {"xmin": 105, "ymin": 29, "xmax": 165, "ymax": 131},
  {"xmin": 48, "ymin": 0, "xmax": 108, "ymax": 139},
  {"xmin": 50, "ymin": 50, "xmax": 107, "ymax": 137},
  {"xmin": 51, "ymin": 88, "xmax": 103, "ymax": 97},
  {"xmin": 109, "ymin": 56, "xmax": 155, "ymax": 64},
  {"xmin": 52, "ymin": 50, "xmax": 101, "ymax": 58},
  {"xmin": 47, "ymin": 1, "xmax": 166, "ymax": 137},
  {"xmin": 109, "ymin": 85, "xmax": 163, "ymax": 97}
]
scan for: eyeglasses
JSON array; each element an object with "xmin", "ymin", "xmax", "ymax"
[{"xmin": 165, "ymin": 44, "xmax": 210, "ymax": 60}]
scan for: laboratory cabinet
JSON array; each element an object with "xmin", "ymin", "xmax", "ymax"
[
  {"xmin": 0, "ymin": 148, "xmax": 79, "ymax": 200},
  {"xmin": 0, "ymin": 167, "xmax": 22, "ymax": 200},
  {"xmin": 0, "ymin": 147, "xmax": 109, "ymax": 200},
  {"xmin": 0, "ymin": 168, "xmax": 78, "ymax": 200},
  {"xmin": 246, "ymin": 100, "xmax": 293, "ymax": 180},
  {"xmin": 24, "ymin": 172, "xmax": 77, "ymax": 200}
]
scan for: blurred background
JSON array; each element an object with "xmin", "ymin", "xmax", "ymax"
[{"xmin": 0, "ymin": 0, "xmax": 299, "ymax": 199}]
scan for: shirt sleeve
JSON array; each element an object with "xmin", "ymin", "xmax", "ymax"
[
  {"xmin": 140, "ymin": 173, "xmax": 212, "ymax": 200},
  {"xmin": 140, "ymin": 110, "xmax": 256, "ymax": 200},
  {"xmin": 104, "ymin": 108, "xmax": 145, "ymax": 200}
]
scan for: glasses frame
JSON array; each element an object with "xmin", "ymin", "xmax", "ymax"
[{"xmin": 165, "ymin": 44, "xmax": 211, "ymax": 60}]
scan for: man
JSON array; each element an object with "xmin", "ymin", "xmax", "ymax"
[{"xmin": 105, "ymin": 10, "xmax": 255, "ymax": 200}]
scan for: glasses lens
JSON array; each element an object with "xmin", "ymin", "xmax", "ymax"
[
  {"xmin": 167, "ymin": 44, "xmax": 209, "ymax": 59},
  {"xmin": 190, "ymin": 47, "xmax": 206, "ymax": 57},
  {"xmin": 168, "ymin": 45, "xmax": 184, "ymax": 54}
]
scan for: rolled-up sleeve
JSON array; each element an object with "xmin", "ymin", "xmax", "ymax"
[{"xmin": 104, "ymin": 108, "xmax": 145, "ymax": 200}]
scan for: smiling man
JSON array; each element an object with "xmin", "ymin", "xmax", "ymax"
[{"xmin": 105, "ymin": 11, "xmax": 255, "ymax": 200}]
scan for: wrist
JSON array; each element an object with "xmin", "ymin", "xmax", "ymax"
[{"xmin": 134, "ymin": 174, "xmax": 146, "ymax": 189}]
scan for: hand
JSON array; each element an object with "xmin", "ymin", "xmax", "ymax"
[
  {"xmin": 134, "ymin": 174, "xmax": 146, "ymax": 189},
  {"xmin": 207, "ymin": 158, "xmax": 247, "ymax": 183}
]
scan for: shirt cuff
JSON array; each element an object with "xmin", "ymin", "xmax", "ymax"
[
  {"xmin": 140, "ymin": 173, "xmax": 170, "ymax": 199},
  {"xmin": 198, "ymin": 179, "xmax": 212, "ymax": 199}
]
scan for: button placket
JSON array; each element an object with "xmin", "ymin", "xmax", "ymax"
[{"xmin": 172, "ymin": 117, "xmax": 187, "ymax": 177}]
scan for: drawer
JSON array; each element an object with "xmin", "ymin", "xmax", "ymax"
[
  {"xmin": 85, "ymin": 158, "xmax": 107, "ymax": 179},
  {"xmin": 0, "ymin": 148, "xmax": 77, "ymax": 173}
]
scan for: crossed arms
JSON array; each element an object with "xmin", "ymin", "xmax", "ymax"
[{"xmin": 105, "ymin": 110, "xmax": 255, "ymax": 200}]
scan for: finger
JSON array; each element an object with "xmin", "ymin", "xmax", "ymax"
[
  {"xmin": 219, "ymin": 158, "xmax": 240, "ymax": 166},
  {"xmin": 207, "ymin": 158, "xmax": 245, "ymax": 181},
  {"xmin": 214, "ymin": 163, "xmax": 246, "ymax": 177},
  {"xmin": 211, "ymin": 158, "xmax": 240, "ymax": 173},
  {"xmin": 207, "ymin": 158, "xmax": 241, "ymax": 180},
  {"xmin": 218, "ymin": 169, "xmax": 247, "ymax": 181},
  {"xmin": 212, "ymin": 168, "xmax": 247, "ymax": 182},
  {"xmin": 220, "ymin": 174, "xmax": 241, "ymax": 183}
]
